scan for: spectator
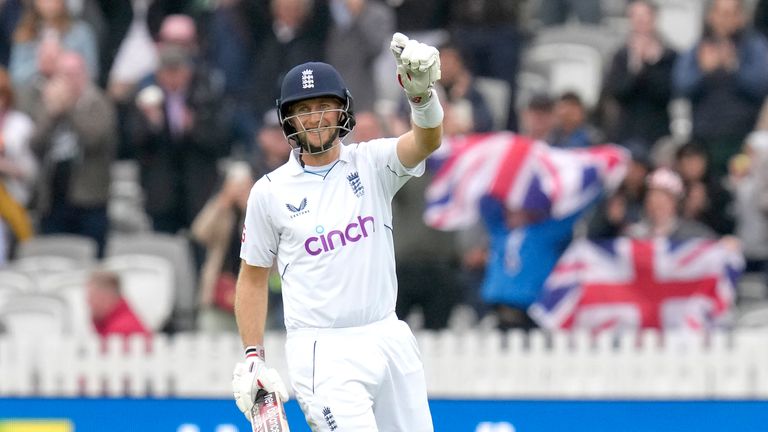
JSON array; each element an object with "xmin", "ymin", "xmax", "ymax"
[
  {"xmin": 129, "ymin": 45, "xmax": 229, "ymax": 234},
  {"xmin": 251, "ymin": 109, "xmax": 292, "ymax": 177},
  {"xmin": 587, "ymin": 139, "xmax": 652, "ymax": 239},
  {"xmin": 9, "ymin": 0, "xmax": 98, "ymax": 85},
  {"xmin": 391, "ymin": 0, "xmax": 449, "ymax": 33},
  {"xmin": 105, "ymin": 2, "xmax": 159, "ymax": 104},
  {"xmin": 0, "ymin": 0, "xmax": 22, "ymax": 67},
  {"xmin": 207, "ymin": 0, "xmax": 264, "ymax": 98},
  {"xmin": 207, "ymin": 0, "xmax": 265, "ymax": 151},
  {"xmin": 754, "ymin": 0, "xmax": 768, "ymax": 42},
  {"xmin": 191, "ymin": 162, "xmax": 253, "ymax": 332},
  {"xmin": 28, "ymin": 51, "xmax": 116, "ymax": 256},
  {"xmin": 675, "ymin": 142, "xmax": 734, "ymax": 234},
  {"xmin": 447, "ymin": 0, "xmax": 523, "ymax": 130},
  {"xmin": 393, "ymin": 155, "xmax": 463, "ymax": 331},
  {"xmin": 326, "ymin": 0, "xmax": 394, "ymax": 113},
  {"xmin": 550, "ymin": 91, "xmax": 602, "ymax": 148},
  {"xmin": 14, "ymin": 31, "xmax": 62, "ymax": 114},
  {"xmin": 347, "ymin": 110, "xmax": 386, "ymax": 143},
  {"xmin": 87, "ymin": 270, "xmax": 149, "ymax": 337},
  {"xmin": 728, "ymin": 131, "xmax": 768, "ymax": 274},
  {"xmin": 145, "ymin": 0, "xmax": 197, "ymax": 41},
  {"xmin": 519, "ymin": 93, "xmax": 556, "ymax": 142},
  {"xmin": 535, "ymin": 0, "xmax": 602, "ymax": 27},
  {"xmin": 626, "ymin": 167, "xmax": 716, "ymax": 240},
  {"xmin": 0, "ymin": 66, "xmax": 36, "ymax": 265},
  {"xmin": 437, "ymin": 42, "xmax": 494, "ymax": 133},
  {"xmin": 673, "ymin": 0, "xmax": 768, "ymax": 178},
  {"xmin": 92, "ymin": 0, "xmax": 134, "ymax": 88},
  {"xmin": 247, "ymin": 0, "xmax": 330, "ymax": 124},
  {"xmin": 603, "ymin": 0, "xmax": 677, "ymax": 147},
  {"xmin": 478, "ymin": 193, "xmax": 595, "ymax": 331}
]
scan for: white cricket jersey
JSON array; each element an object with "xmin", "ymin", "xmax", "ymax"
[{"xmin": 241, "ymin": 138, "xmax": 425, "ymax": 330}]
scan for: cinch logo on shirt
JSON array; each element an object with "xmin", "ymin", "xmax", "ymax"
[{"xmin": 304, "ymin": 215, "xmax": 374, "ymax": 256}]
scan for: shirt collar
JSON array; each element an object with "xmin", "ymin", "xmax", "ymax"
[{"xmin": 286, "ymin": 143, "xmax": 352, "ymax": 176}]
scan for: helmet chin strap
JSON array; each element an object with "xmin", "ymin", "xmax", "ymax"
[{"xmin": 296, "ymin": 128, "xmax": 341, "ymax": 155}]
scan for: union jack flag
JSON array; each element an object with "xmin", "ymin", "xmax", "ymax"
[
  {"xmin": 529, "ymin": 237, "xmax": 744, "ymax": 332},
  {"xmin": 423, "ymin": 132, "xmax": 628, "ymax": 230}
]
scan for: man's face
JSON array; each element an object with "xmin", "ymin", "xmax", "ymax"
[
  {"xmin": 86, "ymin": 283, "xmax": 114, "ymax": 321},
  {"xmin": 555, "ymin": 100, "xmax": 584, "ymax": 131},
  {"xmin": 54, "ymin": 53, "xmax": 88, "ymax": 97},
  {"xmin": 628, "ymin": 1, "xmax": 656, "ymax": 35},
  {"xmin": 521, "ymin": 108, "xmax": 554, "ymax": 140},
  {"xmin": 708, "ymin": 0, "xmax": 745, "ymax": 38},
  {"xmin": 644, "ymin": 188, "xmax": 678, "ymax": 225},
  {"xmin": 157, "ymin": 65, "xmax": 192, "ymax": 92},
  {"xmin": 288, "ymin": 97, "xmax": 343, "ymax": 151}
]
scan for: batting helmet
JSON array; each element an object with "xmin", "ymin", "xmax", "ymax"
[{"xmin": 276, "ymin": 62, "xmax": 356, "ymax": 148}]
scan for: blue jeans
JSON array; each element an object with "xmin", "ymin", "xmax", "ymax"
[{"xmin": 40, "ymin": 204, "xmax": 109, "ymax": 257}]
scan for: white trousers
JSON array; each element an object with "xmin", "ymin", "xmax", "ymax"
[{"xmin": 286, "ymin": 314, "xmax": 433, "ymax": 431}]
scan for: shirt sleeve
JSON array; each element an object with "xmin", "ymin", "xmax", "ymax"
[
  {"xmin": 240, "ymin": 176, "xmax": 279, "ymax": 267},
  {"xmin": 357, "ymin": 137, "xmax": 426, "ymax": 198}
]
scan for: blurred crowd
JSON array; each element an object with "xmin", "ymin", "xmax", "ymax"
[{"xmin": 1, "ymin": 0, "xmax": 768, "ymax": 336}]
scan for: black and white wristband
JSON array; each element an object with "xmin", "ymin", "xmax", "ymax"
[{"xmin": 245, "ymin": 345, "xmax": 265, "ymax": 362}]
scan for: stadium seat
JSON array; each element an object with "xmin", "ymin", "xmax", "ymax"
[
  {"xmin": 524, "ymin": 42, "xmax": 605, "ymax": 109},
  {"xmin": 655, "ymin": 0, "xmax": 704, "ymax": 52},
  {"xmin": 10, "ymin": 256, "xmax": 91, "ymax": 281},
  {"xmin": 105, "ymin": 232, "xmax": 197, "ymax": 330},
  {"xmin": 102, "ymin": 254, "xmax": 175, "ymax": 331},
  {"xmin": 515, "ymin": 70, "xmax": 550, "ymax": 111},
  {"xmin": 0, "ymin": 292, "xmax": 71, "ymax": 336},
  {"xmin": 37, "ymin": 271, "xmax": 93, "ymax": 335},
  {"xmin": 15, "ymin": 234, "xmax": 98, "ymax": 263},
  {"xmin": 0, "ymin": 269, "xmax": 36, "ymax": 297}
]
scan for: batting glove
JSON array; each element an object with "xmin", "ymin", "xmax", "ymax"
[
  {"xmin": 232, "ymin": 346, "xmax": 289, "ymax": 421},
  {"xmin": 390, "ymin": 32, "xmax": 441, "ymax": 105}
]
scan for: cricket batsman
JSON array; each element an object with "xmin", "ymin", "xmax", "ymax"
[{"xmin": 231, "ymin": 31, "xmax": 444, "ymax": 431}]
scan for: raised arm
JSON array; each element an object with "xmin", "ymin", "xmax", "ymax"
[{"xmin": 390, "ymin": 33, "xmax": 444, "ymax": 168}]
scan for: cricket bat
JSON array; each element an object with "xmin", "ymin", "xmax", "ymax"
[{"xmin": 251, "ymin": 390, "xmax": 290, "ymax": 432}]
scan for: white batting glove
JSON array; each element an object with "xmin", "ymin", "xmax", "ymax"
[
  {"xmin": 232, "ymin": 347, "xmax": 289, "ymax": 421},
  {"xmin": 390, "ymin": 32, "xmax": 441, "ymax": 105}
]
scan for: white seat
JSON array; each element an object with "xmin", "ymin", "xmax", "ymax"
[
  {"xmin": 37, "ymin": 271, "xmax": 92, "ymax": 335},
  {"xmin": 106, "ymin": 233, "xmax": 197, "ymax": 330},
  {"xmin": 15, "ymin": 234, "xmax": 98, "ymax": 263},
  {"xmin": 656, "ymin": 0, "xmax": 704, "ymax": 52},
  {"xmin": 0, "ymin": 269, "xmax": 36, "ymax": 295},
  {"xmin": 11, "ymin": 256, "xmax": 89, "ymax": 279},
  {"xmin": 515, "ymin": 70, "xmax": 550, "ymax": 110},
  {"xmin": 524, "ymin": 42, "xmax": 605, "ymax": 109},
  {"xmin": 102, "ymin": 254, "xmax": 175, "ymax": 331},
  {"xmin": 0, "ymin": 292, "xmax": 71, "ymax": 336}
]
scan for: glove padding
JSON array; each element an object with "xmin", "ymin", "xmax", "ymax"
[
  {"xmin": 390, "ymin": 32, "xmax": 441, "ymax": 104},
  {"xmin": 232, "ymin": 358, "xmax": 289, "ymax": 421}
]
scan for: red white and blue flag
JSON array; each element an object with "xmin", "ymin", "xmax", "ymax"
[
  {"xmin": 529, "ymin": 237, "xmax": 744, "ymax": 332},
  {"xmin": 423, "ymin": 132, "xmax": 629, "ymax": 230}
]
